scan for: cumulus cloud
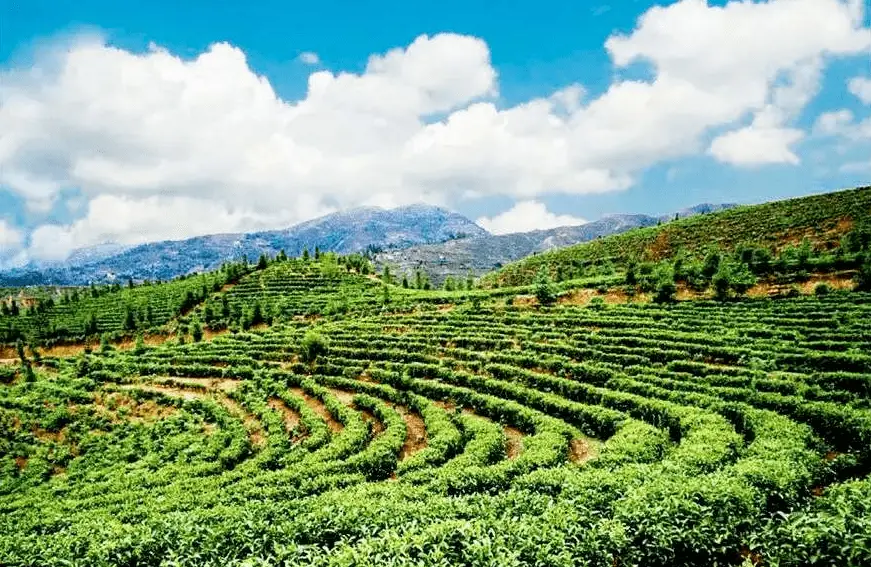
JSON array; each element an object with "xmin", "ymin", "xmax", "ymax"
[
  {"xmin": 0, "ymin": 221, "xmax": 23, "ymax": 251},
  {"xmin": 0, "ymin": 0, "xmax": 869, "ymax": 261},
  {"xmin": 709, "ymin": 125, "xmax": 804, "ymax": 165},
  {"xmin": 477, "ymin": 201, "xmax": 587, "ymax": 234},
  {"xmin": 814, "ymin": 109, "xmax": 855, "ymax": 135},
  {"xmin": 298, "ymin": 51, "xmax": 320, "ymax": 65},
  {"xmin": 849, "ymin": 76, "xmax": 871, "ymax": 104}
]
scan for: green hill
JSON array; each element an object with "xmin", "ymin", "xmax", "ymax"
[{"xmin": 482, "ymin": 185, "xmax": 871, "ymax": 288}]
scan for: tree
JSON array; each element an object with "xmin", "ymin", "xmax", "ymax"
[
  {"xmin": 302, "ymin": 247, "xmax": 310, "ymax": 261},
  {"xmin": 797, "ymin": 238, "xmax": 813, "ymax": 270},
  {"xmin": 133, "ymin": 333, "xmax": 146, "ymax": 354},
  {"xmin": 315, "ymin": 246, "xmax": 321, "ymax": 260},
  {"xmin": 382, "ymin": 265, "xmax": 393, "ymax": 285},
  {"xmin": 712, "ymin": 263, "xmax": 732, "ymax": 301},
  {"xmin": 713, "ymin": 261, "xmax": 756, "ymax": 300},
  {"xmin": 466, "ymin": 272, "xmax": 475, "ymax": 291},
  {"xmin": 123, "ymin": 307, "xmax": 136, "ymax": 331},
  {"xmin": 251, "ymin": 302, "xmax": 264, "ymax": 326},
  {"xmin": 855, "ymin": 254, "xmax": 871, "ymax": 291},
  {"xmin": 85, "ymin": 313, "xmax": 99, "ymax": 336},
  {"xmin": 653, "ymin": 265, "xmax": 677, "ymax": 304},
  {"xmin": 300, "ymin": 330, "xmax": 328, "ymax": 364},
  {"xmin": 15, "ymin": 339, "xmax": 26, "ymax": 364},
  {"xmin": 257, "ymin": 254, "xmax": 268, "ymax": 270},
  {"xmin": 191, "ymin": 318, "xmax": 204, "ymax": 342},
  {"xmin": 443, "ymin": 277, "xmax": 456, "ymax": 292},
  {"xmin": 625, "ymin": 260, "xmax": 638, "ymax": 286},
  {"xmin": 534, "ymin": 267, "xmax": 557, "ymax": 306},
  {"xmin": 401, "ymin": 274, "xmax": 409, "ymax": 289},
  {"xmin": 382, "ymin": 284, "xmax": 391, "ymax": 305},
  {"xmin": 729, "ymin": 262, "xmax": 757, "ymax": 297},
  {"xmin": 702, "ymin": 250, "xmax": 721, "ymax": 280}
]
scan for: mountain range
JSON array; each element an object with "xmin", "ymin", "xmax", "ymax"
[
  {"xmin": 0, "ymin": 202, "xmax": 735, "ymax": 286},
  {"xmin": 374, "ymin": 203, "xmax": 736, "ymax": 283}
]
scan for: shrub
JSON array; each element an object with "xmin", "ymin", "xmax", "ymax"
[
  {"xmin": 855, "ymin": 255, "xmax": 871, "ymax": 291},
  {"xmin": 534, "ymin": 267, "xmax": 557, "ymax": 306},
  {"xmin": 191, "ymin": 319, "xmax": 204, "ymax": 342},
  {"xmin": 814, "ymin": 282, "xmax": 832, "ymax": 296},
  {"xmin": 300, "ymin": 330, "xmax": 329, "ymax": 364}
]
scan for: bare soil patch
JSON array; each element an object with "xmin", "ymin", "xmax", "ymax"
[
  {"xmin": 268, "ymin": 398, "xmax": 302, "ymax": 438},
  {"xmin": 504, "ymin": 426, "xmax": 524, "ymax": 460},
  {"xmin": 568, "ymin": 438, "xmax": 597, "ymax": 464},
  {"xmin": 290, "ymin": 387, "xmax": 343, "ymax": 433}
]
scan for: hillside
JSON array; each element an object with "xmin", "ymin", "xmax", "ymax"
[
  {"xmin": 376, "ymin": 204, "xmax": 737, "ymax": 284},
  {"xmin": 375, "ymin": 213, "xmax": 659, "ymax": 283},
  {"xmin": 0, "ymin": 205, "xmax": 486, "ymax": 286},
  {"xmin": 485, "ymin": 185, "xmax": 871, "ymax": 288},
  {"xmin": 3, "ymin": 282, "xmax": 871, "ymax": 566},
  {"xmin": 2, "ymin": 187, "xmax": 871, "ymax": 567}
]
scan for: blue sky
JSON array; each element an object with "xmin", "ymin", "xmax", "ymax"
[{"xmin": 1, "ymin": 0, "xmax": 869, "ymax": 264}]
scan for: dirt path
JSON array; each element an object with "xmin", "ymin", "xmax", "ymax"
[
  {"xmin": 119, "ymin": 384, "xmax": 265, "ymax": 446},
  {"xmin": 326, "ymin": 387, "xmax": 387, "ymax": 436},
  {"xmin": 161, "ymin": 376, "xmax": 241, "ymax": 393},
  {"xmin": 267, "ymin": 398, "xmax": 302, "ymax": 439},
  {"xmin": 434, "ymin": 400, "xmax": 526, "ymax": 460},
  {"xmin": 327, "ymin": 386, "xmax": 427, "ymax": 458},
  {"xmin": 504, "ymin": 425, "xmax": 524, "ymax": 460},
  {"xmin": 397, "ymin": 406, "xmax": 427, "ymax": 460},
  {"xmin": 290, "ymin": 387, "xmax": 343, "ymax": 433}
]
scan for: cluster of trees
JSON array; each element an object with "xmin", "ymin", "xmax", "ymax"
[
  {"xmin": 626, "ymin": 252, "xmax": 759, "ymax": 303},
  {"xmin": 625, "ymin": 225, "xmax": 871, "ymax": 302},
  {"xmin": 388, "ymin": 269, "xmax": 476, "ymax": 292},
  {"xmin": 256, "ymin": 248, "xmax": 373, "ymax": 276}
]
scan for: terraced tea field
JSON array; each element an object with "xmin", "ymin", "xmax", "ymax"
[{"xmin": 3, "ymin": 291, "xmax": 870, "ymax": 566}]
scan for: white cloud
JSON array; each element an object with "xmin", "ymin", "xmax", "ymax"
[
  {"xmin": 0, "ymin": 220, "xmax": 23, "ymax": 251},
  {"xmin": 849, "ymin": 76, "xmax": 871, "ymax": 104},
  {"xmin": 476, "ymin": 201, "xmax": 587, "ymax": 235},
  {"xmin": 298, "ymin": 51, "xmax": 320, "ymax": 65},
  {"xmin": 814, "ymin": 109, "xmax": 855, "ymax": 135},
  {"xmin": 839, "ymin": 160, "xmax": 871, "ymax": 173},
  {"xmin": 1, "ymin": 0, "xmax": 869, "ymax": 262},
  {"xmin": 709, "ymin": 125, "xmax": 804, "ymax": 165}
]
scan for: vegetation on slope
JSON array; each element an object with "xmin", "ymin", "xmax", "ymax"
[
  {"xmin": 1, "ymin": 185, "xmax": 871, "ymax": 565},
  {"xmin": 2, "ymin": 293, "xmax": 870, "ymax": 565},
  {"xmin": 483, "ymin": 185, "xmax": 871, "ymax": 288}
]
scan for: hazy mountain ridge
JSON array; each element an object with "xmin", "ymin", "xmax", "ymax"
[
  {"xmin": 1, "ymin": 205, "xmax": 486, "ymax": 286},
  {"xmin": 375, "ymin": 204, "xmax": 739, "ymax": 284},
  {"xmin": 0, "ymin": 202, "xmax": 737, "ymax": 286},
  {"xmin": 374, "ymin": 213, "xmax": 660, "ymax": 283}
]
